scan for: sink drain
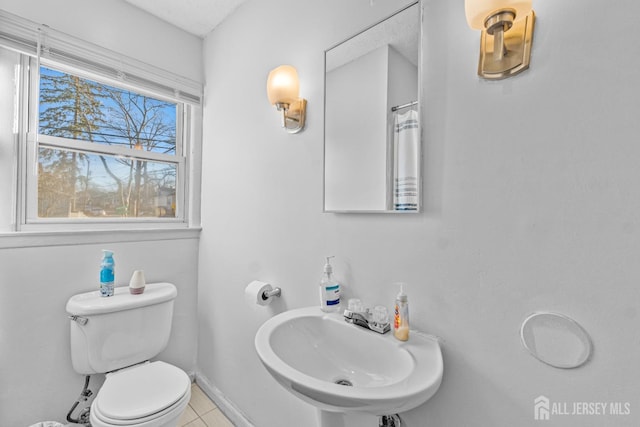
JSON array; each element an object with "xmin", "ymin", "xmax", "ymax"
[{"xmin": 334, "ymin": 379, "xmax": 353, "ymax": 386}]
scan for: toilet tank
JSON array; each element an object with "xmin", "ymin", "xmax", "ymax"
[{"xmin": 66, "ymin": 282, "xmax": 178, "ymax": 374}]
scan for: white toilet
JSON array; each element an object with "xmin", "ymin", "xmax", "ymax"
[{"xmin": 66, "ymin": 282, "xmax": 191, "ymax": 427}]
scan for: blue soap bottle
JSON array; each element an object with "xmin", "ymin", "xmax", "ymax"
[{"xmin": 100, "ymin": 250, "xmax": 115, "ymax": 297}]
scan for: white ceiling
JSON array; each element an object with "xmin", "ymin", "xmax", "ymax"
[{"xmin": 123, "ymin": 0, "xmax": 248, "ymax": 38}]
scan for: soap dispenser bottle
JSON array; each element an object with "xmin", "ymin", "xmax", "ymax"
[
  {"xmin": 393, "ymin": 283, "xmax": 410, "ymax": 341},
  {"xmin": 100, "ymin": 250, "xmax": 115, "ymax": 297},
  {"xmin": 319, "ymin": 256, "xmax": 341, "ymax": 312}
]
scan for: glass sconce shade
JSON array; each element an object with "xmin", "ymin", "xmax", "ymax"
[
  {"xmin": 266, "ymin": 64, "xmax": 307, "ymax": 133},
  {"xmin": 267, "ymin": 65, "xmax": 300, "ymax": 106},
  {"xmin": 465, "ymin": 0, "xmax": 532, "ymax": 29}
]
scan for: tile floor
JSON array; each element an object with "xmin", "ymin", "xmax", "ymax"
[{"xmin": 179, "ymin": 383, "xmax": 234, "ymax": 427}]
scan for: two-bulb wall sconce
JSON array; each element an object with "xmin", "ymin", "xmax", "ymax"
[
  {"xmin": 266, "ymin": 65, "xmax": 307, "ymax": 133},
  {"xmin": 465, "ymin": 0, "xmax": 535, "ymax": 79}
]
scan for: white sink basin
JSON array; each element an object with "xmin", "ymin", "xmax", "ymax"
[{"xmin": 254, "ymin": 307, "xmax": 443, "ymax": 415}]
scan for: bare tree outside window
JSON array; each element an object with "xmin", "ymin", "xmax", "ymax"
[{"xmin": 37, "ymin": 67, "xmax": 178, "ymax": 219}]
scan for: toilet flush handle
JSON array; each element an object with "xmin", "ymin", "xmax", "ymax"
[{"xmin": 69, "ymin": 315, "xmax": 88, "ymax": 326}]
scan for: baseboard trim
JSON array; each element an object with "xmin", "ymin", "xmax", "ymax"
[{"xmin": 194, "ymin": 370, "xmax": 255, "ymax": 427}]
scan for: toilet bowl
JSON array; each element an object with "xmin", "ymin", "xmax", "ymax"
[{"xmin": 90, "ymin": 361, "xmax": 191, "ymax": 427}]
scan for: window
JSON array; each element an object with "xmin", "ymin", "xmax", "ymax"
[
  {"xmin": 33, "ymin": 65, "xmax": 183, "ymax": 221},
  {"xmin": 0, "ymin": 10, "xmax": 202, "ymax": 232}
]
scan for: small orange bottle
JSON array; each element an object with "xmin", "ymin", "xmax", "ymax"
[{"xmin": 393, "ymin": 283, "xmax": 410, "ymax": 341}]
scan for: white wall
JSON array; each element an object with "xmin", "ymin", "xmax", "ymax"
[
  {"xmin": 199, "ymin": 0, "xmax": 640, "ymax": 426},
  {"xmin": 0, "ymin": 0, "xmax": 203, "ymax": 83},
  {"xmin": 0, "ymin": 237, "xmax": 200, "ymax": 426},
  {"xmin": 387, "ymin": 45, "xmax": 418, "ymax": 113},
  {"xmin": 0, "ymin": 47, "xmax": 19, "ymax": 231},
  {"xmin": 0, "ymin": 1, "xmax": 203, "ymax": 426},
  {"xmin": 325, "ymin": 45, "xmax": 389, "ymax": 211}
]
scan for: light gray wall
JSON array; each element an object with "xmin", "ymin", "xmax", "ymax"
[
  {"xmin": 387, "ymin": 45, "xmax": 418, "ymax": 113},
  {"xmin": 199, "ymin": 0, "xmax": 640, "ymax": 426},
  {"xmin": 325, "ymin": 45, "xmax": 388, "ymax": 211},
  {"xmin": 0, "ymin": 1, "xmax": 202, "ymax": 426},
  {"xmin": 0, "ymin": 238, "xmax": 200, "ymax": 427},
  {"xmin": 0, "ymin": 0, "xmax": 203, "ymax": 83}
]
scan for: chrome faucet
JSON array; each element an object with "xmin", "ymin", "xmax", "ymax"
[{"xmin": 343, "ymin": 304, "xmax": 390, "ymax": 334}]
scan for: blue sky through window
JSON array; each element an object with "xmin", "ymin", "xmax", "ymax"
[
  {"xmin": 36, "ymin": 66, "xmax": 179, "ymax": 218},
  {"xmin": 38, "ymin": 66, "xmax": 177, "ymax": 155}
]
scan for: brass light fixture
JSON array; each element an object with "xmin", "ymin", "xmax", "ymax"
[
  {"xmin": 266, "ymin": 65, "xmax": 307, "ymax": 133},
  {"xmin": 465, "ymin": 0, "xmax": 535, "ymax": 79}
]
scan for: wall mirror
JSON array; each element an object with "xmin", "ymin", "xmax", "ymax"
[{"xmin": 323, "ymin": 1, "xmax": 421, "ymax": 213}]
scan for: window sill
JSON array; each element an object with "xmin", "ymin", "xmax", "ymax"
[{"xmin": 0, "ymin": 227, "xmax": 201, "ymax": 249}]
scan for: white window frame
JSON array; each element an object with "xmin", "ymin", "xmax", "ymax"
[
  {"xmin": 0, "ymin": 10, "xmax": 203, "ymax": 233},
  {"xmin": 22, "ymin": 59, "xmax": 189, "ymax": 230}
]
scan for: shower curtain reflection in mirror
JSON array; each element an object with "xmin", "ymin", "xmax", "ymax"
[{"xmin": 392, "ymin": 106, "xmax": 419, "ymax": 211}]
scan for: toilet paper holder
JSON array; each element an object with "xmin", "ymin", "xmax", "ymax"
[
  {"xmin": 246, "ymin": 280, "xmax": 282, "ymax": 306},
  {"xmin": 261, "ymin": 287, "xmax": 281, "ymax": 301}
]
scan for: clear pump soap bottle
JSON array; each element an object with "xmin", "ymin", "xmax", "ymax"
[
  {"xmin": 319, "ymin": 256, "xmax": 341, "ymax": 312},
  {"xmin": 394, "ymin": 282, "xmax": 410, "ymax": 341}
]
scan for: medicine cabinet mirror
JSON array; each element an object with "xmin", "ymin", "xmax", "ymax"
[{"xmin": 323, "ymin": 1, "xmax": 422, "ymax": 213}]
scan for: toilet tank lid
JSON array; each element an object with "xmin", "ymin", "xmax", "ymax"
[{"xmin": 66, "ymin": 282, "xmax": 177, "ymax": 316}]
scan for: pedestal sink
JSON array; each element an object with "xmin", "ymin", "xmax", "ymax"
[{"xmin": 254, "ymin": 307, "xmax": 443, "ymax": 424}]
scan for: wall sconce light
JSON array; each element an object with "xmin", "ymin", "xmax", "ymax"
[
  {"xmin": 266, "ymin": 65, "xmax": 307, "ymax": 134},
  {"xmin": 465, "ymin": 0, "xmax": 535, "ymax": 79}
]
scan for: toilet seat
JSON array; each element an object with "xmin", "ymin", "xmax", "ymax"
[{"xmin": 91, "ymin": 361, "xmax": 191, "ymax": 427}]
